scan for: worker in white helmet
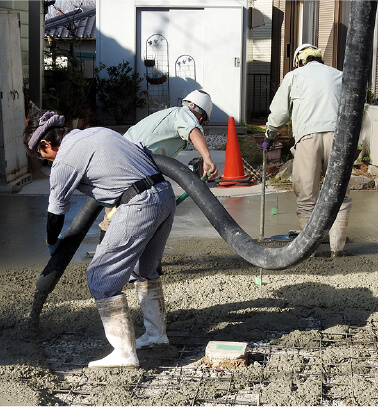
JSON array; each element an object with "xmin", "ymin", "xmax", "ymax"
[
  {"xmin": 99, "ymin": 88, "xmax": 217, "ymax": 232},
  {"xmin": 99, "ymin": 89, "xmax": 218, "ymax": 237},
  {"xmin": 97, "ymin": 90, "xmax": 218, "ymax": 350},
  {"xmin": 264, "ymin": 44, "xmax": 352, "ymax": 258},
  {"xmin": 126, "ymin": 89, "xmax": 216, "ymax": 171}
]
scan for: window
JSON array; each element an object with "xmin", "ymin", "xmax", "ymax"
[{"xmin": 302, "ymin": 0, "xmax": 319, "ymax": 46}]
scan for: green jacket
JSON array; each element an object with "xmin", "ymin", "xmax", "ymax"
[
  {"xmin": 125, "ymin": 106, "xmax": 203, "ymax": 157},
  {"xmin": 266, "ymin": 61, "xmax": 342, "ymax": 144}
]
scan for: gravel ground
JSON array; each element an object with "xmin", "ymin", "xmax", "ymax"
[
  {"xmin": 2, "ymin": 131, "xmax": 378, "ymax": 406},
  {"xmin": 2, "ymin": 234, "xmax": 378, "ymax": 406},
  {"xmin": 185, "ymin": 132, "xmax": 228, "ymax": 151}
]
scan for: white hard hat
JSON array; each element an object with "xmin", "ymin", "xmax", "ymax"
[
  {"xmin": 182, "ymin": 90, "xmax": 212, "ymax": 121},
  {"xmin": 293, "ymin": 43, "xmax": 318, "ymax": 68}
]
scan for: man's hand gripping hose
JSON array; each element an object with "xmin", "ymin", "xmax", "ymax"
[{"xmin": 176, "ymin": 172, "xmax": 210, "ymax": 205}]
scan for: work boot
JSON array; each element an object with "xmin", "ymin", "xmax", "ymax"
[
  {"xmin": 329, "ymin": 230, "xmax": 346, "ymax": 259},
  {"xmin": 329, "ymin": 213, "xmax": 349, "ymax": 258},
  {"xmin": 88, "ymin": 294, "xmax": 139, "ymax": 368},
  {"xmin": 134, "ymin": 279, "xmax": 169, "ymax": 349},
  {"xmin": 330, "ymin": 250, "xmax": 345, "ymax": 258}
]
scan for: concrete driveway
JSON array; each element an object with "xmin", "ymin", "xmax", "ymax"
[{"xmin": 0, "ymin": 150, "xmax": 377, "ymax": 270}]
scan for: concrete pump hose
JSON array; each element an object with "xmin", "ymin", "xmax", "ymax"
[
  {"xmin": 30, "ymin": 1, "xmax": 376, "ymax": 327},
  {"xmin": 30, "ymin": 198, "xmax": 103, "ymax": 327},
  {"xmin": 154, "ymin": 0, "xmax": 377, "ymax": 270}
]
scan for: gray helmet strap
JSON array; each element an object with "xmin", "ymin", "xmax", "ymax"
[{"xmin": 182, "ymin": 100, "xmax": 207, "ymax": 120}]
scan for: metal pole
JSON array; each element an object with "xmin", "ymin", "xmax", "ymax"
[{"xmin": 259, "ymin": 148, "xmax": 267, "ymax": 241}]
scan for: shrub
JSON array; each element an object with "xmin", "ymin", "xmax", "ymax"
[{"xmin": 96, "ymin": 61, "xmax": 146, "ymax": 124}]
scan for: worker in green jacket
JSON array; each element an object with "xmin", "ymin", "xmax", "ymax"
[
  {"xmin": 263, "ymin": 44, "xmax": 352, "ymax": 258},
  {"xmin": 98, "ymin": 89, "xmax": 218, "ymax": 236}
]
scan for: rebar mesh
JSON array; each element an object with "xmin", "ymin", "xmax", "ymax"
[{"xmin": 43, "ymin": 321, "xmax": 378, "ymax": 406}]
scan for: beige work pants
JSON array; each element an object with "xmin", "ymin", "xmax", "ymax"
[{"xmin": 292, "ymin": 132, "xmax": 352, "ymax": 221}]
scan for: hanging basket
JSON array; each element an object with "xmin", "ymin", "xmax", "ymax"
[
  {"xmin": 144, "ymin": 59, "xmax": 155, "ymax": 67},
  {"xmin": 146, "ymin": 75, "xmax": 167, "ymax": 85}
]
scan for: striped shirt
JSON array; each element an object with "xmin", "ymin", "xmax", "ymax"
[{"xmin": 48, "ymin": 127, "xmax": 160, "ymax": 215}]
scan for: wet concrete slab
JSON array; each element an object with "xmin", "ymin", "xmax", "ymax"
[
  {"xmin": 0, "ymin": 194, "xmax": 102, "ymax": 269},
  {"xmin": 1, "ymin": 151, "xmax": 378, "ymax": 270},
  {"xmin": 1, "ymin": 187, "xmax": 378, "ymax": 270}
]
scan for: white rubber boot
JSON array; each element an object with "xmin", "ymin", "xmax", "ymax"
[
  {"xmin": 135, "ymin": 279, "xmax": 169, "ymax": 349},
  {"xmin": 88, "ymin": 294, "xmax": 139, "ymax": 368},
  {"xmin": 329, "ymin": 213, "xmax": 349, "ymax": 258}
]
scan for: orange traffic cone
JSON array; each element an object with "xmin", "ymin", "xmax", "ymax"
[{"xmin": 217, "ymin": 117, "xmax": 253, "ymax": 187}]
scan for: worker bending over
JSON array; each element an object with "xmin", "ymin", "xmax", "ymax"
[
  {"xmin": 24, "ymin": 111, "xmax": 176, "ymax": 368},
  {"xmin": 98, "ymin": 89, "xmax": 218, "ymax": 241}
]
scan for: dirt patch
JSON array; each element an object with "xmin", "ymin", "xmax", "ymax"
[{"xmin": 1, "ymin": 237, "xmax": 378, "ymax": 405}]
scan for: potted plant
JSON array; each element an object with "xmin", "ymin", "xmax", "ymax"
[
  {"xmin": 146, "ymin": 74, "xmax": 167, "ymax": 85},
  {"xmin": 144, "ymin": 59, "xmax": 155, "ymax": 67}
]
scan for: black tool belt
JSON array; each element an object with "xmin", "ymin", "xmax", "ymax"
[{"xmin": 118, "ymin": 172, "xmax": 165, "ymax": 206}]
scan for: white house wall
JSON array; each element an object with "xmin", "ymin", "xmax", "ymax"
[
  {"xmin": 96, "ymin": 0, "xmax": 137, "ymax": 67},
  {"xmin": 96, "ymin": 0, "xmax": 249, "ymax": 124},
  {"xmin": 201, "ymin": 7, "xmax": 244, "ymax": 123}
]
